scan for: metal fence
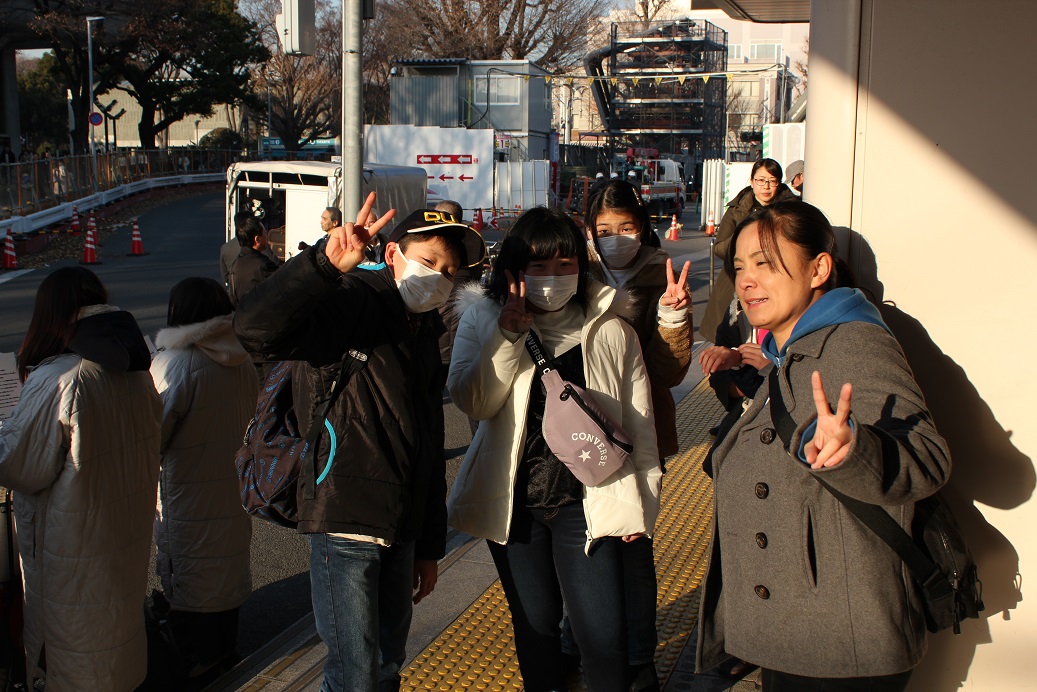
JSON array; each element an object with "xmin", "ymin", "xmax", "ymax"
[{"xmin": 0, "ymin": 149, "xmax": 243, "ymax": 221}]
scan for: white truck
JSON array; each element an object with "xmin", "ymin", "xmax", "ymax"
[
  {"xmin": 621, "ymin": 157, "xmax": 687, "ymax": 219},
  {"xmin": 225, "ymin": 161, "xmax": 429, "ymax": 262}
]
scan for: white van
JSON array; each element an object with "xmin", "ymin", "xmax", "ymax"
[{"xmin": 225, "ymin": 161, "xmax": 429, "ymax": 262}]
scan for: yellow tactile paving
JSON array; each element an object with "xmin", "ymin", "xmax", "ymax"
[{"xmin": 401, "ymin": 378, "xmax": 725, "ymax": 690}]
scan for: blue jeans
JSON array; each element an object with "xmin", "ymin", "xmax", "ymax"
[
  {"xmin": 309, "ymin": 534, "xmax": 415, "ymax": 692},
  {"xmin": 488, "ymin": 503, "xmax": 627, "ymax": 692}
]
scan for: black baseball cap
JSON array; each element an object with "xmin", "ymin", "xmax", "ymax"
[{"xmin": 387, "ymin": 209, "xmax": 486, "ymax": 268}]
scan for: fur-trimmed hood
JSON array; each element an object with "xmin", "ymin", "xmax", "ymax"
[
  {"xmin": 154, "ymin": 314, "xmax": 249, "ymax": 366},
  {"xmin": 449, "ymin": 277, "xmax": 639, "ymax": 327}
]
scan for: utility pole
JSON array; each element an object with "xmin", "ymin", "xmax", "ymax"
[
  {"xmin": 341, "ymin": 0, "xmax": 363, "ymax": 219},
  {"xmin": 86, "ymin": 16, "xmax": 104, "ymax": 190}
]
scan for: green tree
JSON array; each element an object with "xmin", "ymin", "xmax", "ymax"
[
  {"xmin": 100, "ymin": 0, "xmax": 270, "ymax": 149},
  {"xmin": 199, "ymin": 127, "xmax": 244, "ymax": 150},
  {"xmin": 17, "ymin": 52, "xmax": 71, "ymax": 154}
]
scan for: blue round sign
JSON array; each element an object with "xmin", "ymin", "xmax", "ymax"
[{"xmin": 89, "ymin": 112, "xmax": 103, "ymax": 126}]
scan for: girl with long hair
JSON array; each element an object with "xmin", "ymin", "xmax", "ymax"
[{"xmin": 0, "ymin": 267, "xmax": 160, "ymax": 691}]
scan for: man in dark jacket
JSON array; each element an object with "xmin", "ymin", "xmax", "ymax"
[
  {"xmin": 234, "ymin": 198, "xmax": 484, "ymax": 692},
  {"xmin": 228, "ymin": 216, "xmax": 278, "ymax": 307}
]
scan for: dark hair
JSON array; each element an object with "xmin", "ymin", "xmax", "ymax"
[
  {"xmin": 434, "ymin": 200, "xmax": 464, "ymax": 221},
  {"xmin": 751, "ymin": 158, "xmax": 783, "ymax": 182},
  {"xmin": 236, "ymin": 216, "xmax": 265, "ymax": 247},
  {"xmin": 725, "ymin": 202, "xmax": 854, "ymax": 292},
  {"xmin": 234, "ymin": 210, "xmax": 253, "ymax": 230},
  {"xmin": 166, "ymin": 277, "xmax": 234, "ymax": 327},
  {"xmin": 397, "ymin": 231, "xmax": 468, "ymax": 269},
  {"xmin": 585, "ymin": 180, "xmax": 654, "ymax": 246},
  {"xmin": 18, "ymin": 267, "xmax": 107, "ymax": 380},
  {"xmin": 325, "ymin": 206, "xmax": 342, "ymax": 225},
  {"xmin": 486, "ymin": 206, "xmax": 588, "ymax": 307}
]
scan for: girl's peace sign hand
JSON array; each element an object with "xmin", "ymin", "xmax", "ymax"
[
  {"xmin": 803, "ymin": 371, "xmax": 854, "ymax": 469},
  {"xmin": 659, "ymin": 258, "xmax": 691, "ymax": 311},
  {"xmin": 499, "ymin": 270, "xmax": 534, "ymax": 334}
]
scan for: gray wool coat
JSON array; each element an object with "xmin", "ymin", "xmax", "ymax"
[{"xmin": 695, "ymin": 321, "xmax": 951, "ymax": 679}]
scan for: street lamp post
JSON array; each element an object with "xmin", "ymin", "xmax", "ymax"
[{"xmin": 86, "ymin": 16, "xmax": 104, "ymax": 190}]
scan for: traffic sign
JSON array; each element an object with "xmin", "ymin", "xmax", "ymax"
[
  {"xmin": 417, "ymin": 154, "xmax": 475, "ymax": 165},
  {"xmin": 89, "ymin": 112, "xmax": 103, "ymax": 126}
]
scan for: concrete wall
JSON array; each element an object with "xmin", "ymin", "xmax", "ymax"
[{"xmin": 807, "ymin": 1, "xmax": 1035, "ymax": 689}]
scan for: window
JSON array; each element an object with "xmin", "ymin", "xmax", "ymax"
[
  {"xmin": 750, "ymin": 42, "xmax": 782, "ymax": 63},
  {"xmin": 727, "ymin": 44, "xmax": 743, "ymax": 61},
  {"xmin": 474, "ymin": 75, "xmax": 521, "ymax": 105}
]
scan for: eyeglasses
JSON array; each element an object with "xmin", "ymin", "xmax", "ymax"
[{"xmin": 752, "ymin": 178, "xmax": 779, "ymax": 188}]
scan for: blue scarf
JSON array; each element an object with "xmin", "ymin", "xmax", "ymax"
[{"xmin": 761, "ymin": 288, "xmax": 889, "ymax": 367}]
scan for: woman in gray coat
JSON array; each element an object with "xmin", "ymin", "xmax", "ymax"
[
  {"xmin": 695, "ymin": 202, "xmax": 951, "ymax": 691},
  {"xmin": 150, "ymin": 277, "xmax": 258, "ymax": 680},
  {"xmin": 0, "ymin": 267, "xmax": 160, "ymax": 691}
]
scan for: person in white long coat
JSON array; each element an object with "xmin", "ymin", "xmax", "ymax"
[
  {"xmin": 0, "ymin": 267, "xmax": 160, "ymax": 692},
  {"xmin": 149, "ymin": 277, "xmax": 258, "ymax": 679}
]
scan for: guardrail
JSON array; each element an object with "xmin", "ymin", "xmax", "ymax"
[
  {"xmin": 0, "ymin": 173, "xmax": 225, "ymax": 237},
  {"xmin": 0, "ymin": 148, "xmax": 242, "ymax": 226}
]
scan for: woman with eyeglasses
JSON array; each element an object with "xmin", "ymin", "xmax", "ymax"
[{"xmin": 700, "ymin": 158, "xmax": 800, "ymax": 346}]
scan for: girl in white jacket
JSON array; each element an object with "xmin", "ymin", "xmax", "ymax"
[
  {"xmin": 447, "ymin": 207, "xmax": 662, "ymax": 692},
  {"xmin": 150, "ymin": 277, "xmax": 258, "ymax": 680}
]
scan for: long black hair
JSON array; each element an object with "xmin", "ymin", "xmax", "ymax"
[
  {"xmin": 585, "ymin": 180, "xmax": 654, "ymax": 246},
  {"xmin": 18, "ymin": 267, "xmax": 107, "ymax": 381},
  {"xmin": 485, "ymin": 207, "xmax": 589, "ymax": 308}
]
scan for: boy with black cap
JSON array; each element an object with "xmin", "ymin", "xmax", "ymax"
[{"xmin": 234, "ymin": 193, "xmax": 485, "ymax": 692}]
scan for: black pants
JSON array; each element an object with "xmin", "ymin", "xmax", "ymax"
[{"xmin": 762, "ymin": 668, "xmax": 912, "ymax": 692}]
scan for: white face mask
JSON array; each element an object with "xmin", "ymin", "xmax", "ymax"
[
  {"xmin": 394, "ymin": 250, "xmax": 454, "ymax": 313},
  {"xmin": 596, "ymin": 234, "xmax": 641, "ymax": 268},
  {"xmin": 524, "ymin": 274, "xmax": 579, "ymax": 311}
]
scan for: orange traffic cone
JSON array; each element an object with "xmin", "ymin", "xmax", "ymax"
[
  {"xmin": 704, "ymin": 211, "xmax": 715, "ymax": 237},
  {"xmin": 80, "ymin": 224, "xmax": 101, "ymax": 265},
  {"xmin": 667, "ymin": 214, "xmax": 680, "ymax": 241},
  {"xmin": 2, "ymin": 230, "xmax": 18, "ymax": 270},
  {"xmin": 128, "ymin": 218, "xmax": 147, "ymax": 256},
  {"xmin": 473, "ymin": 208, "xmax": 485, "ymax": 233},
  {"xmin": 70, "ymin": 205, "xmax": 81, "ymax": 233}
]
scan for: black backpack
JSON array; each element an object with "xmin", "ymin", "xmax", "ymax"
[
  {"xmin": 235, "ymin": 351, "xmax": 369, "ymax": 529},
  {"xmin": 767, "ymin": 367, "xmax": 983, "ymax": 634}
]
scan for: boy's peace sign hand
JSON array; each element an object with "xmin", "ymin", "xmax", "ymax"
[
  {"xmin": 324, "ymin": 192, "xmax": 396, "ymax": 274},
  {"xmin": 659, "ymin": 258, "xmax": 691, "ymax": 311},
  {"xmin": 499, "ymin": 270, "xmax": 534, "ymax": 333},
  {"xmin": 803, "ymin": 371, "xmax": 854, "ymax": 469}
]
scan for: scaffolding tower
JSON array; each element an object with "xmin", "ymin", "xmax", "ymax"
[{"xmin": 585, "ymin": 19, "xmax": 727, "ymax": 164}]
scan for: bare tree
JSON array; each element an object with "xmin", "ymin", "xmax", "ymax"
[
  {"xmin": 628, "ymin": 0, "xmax": 671, "ymax": 28},
  {"xmin": 398, "ymin": 0, "xmax": 600, "ymax": 72},
  {"xmin": 362, "ymin": 0, "xmax": 422, "ymax": 124},
  {"xmin": 792, "ymin": 37, "xmax": 808, "ymax": 97},
  {"xmin": 242, "ymin": 0, "xmax": 341, "ymax": 154}
]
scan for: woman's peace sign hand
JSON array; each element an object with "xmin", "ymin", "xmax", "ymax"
[
  {"xmin": 659, "ymin": 258, "xmax": 691, "ymax": 311},
  {"xmin": 499, "ymin": 270, "xmax": 534, "ymax": 334},
  {"xmin": 803, "ymin": 371, "xmax": 854, "ymax": 469}
]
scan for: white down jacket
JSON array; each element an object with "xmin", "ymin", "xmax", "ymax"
[
  {"xmin": 0, "ymin": 305, "xmax": 161, "ymax": 692},
  {"xmin": 447, "ymin": 281, "xmax": 662, "ymax": 546},
  {"xmin": 150, "ymin": 315, "xmax": 257, "ymax": 612}
]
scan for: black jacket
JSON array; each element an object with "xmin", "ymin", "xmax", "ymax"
[
  {"xmin": 234, "ymin": 246, "xmax": 447, "ymax": 560},
  {"xmin": 229, "ymin": 246, "xmax": 278, "ymax": 306}
]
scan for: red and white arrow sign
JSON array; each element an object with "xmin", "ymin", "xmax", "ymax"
[
  {"xmin": 439, "ymin": 174, "xmax": 454, "ymax": 181},
  {"xmin": 458, "ymin": 174, "xmax": 473, "ymax": 182},
  {"xmin": 417, "ymin": 154, "xmax": 475, "ymax": 165}
]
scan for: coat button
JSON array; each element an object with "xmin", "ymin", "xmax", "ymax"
[
  {"xmin": 792, "ymin": 353, "xmax": 804, "ymax": 362},
  {"xmin": 756, "ymin": 532, "xmax": 768, "ymax": 548},
  {"xmin": 755, "ymin": 585, "xmax": 770, "ymax": 599},
  {"xmin": 760, "ymin": 428, "xmax": 775, "ymax": 444},
  {"xmin": 754, "ymin": 482, "xmax": 769, "ymax": 499}
]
